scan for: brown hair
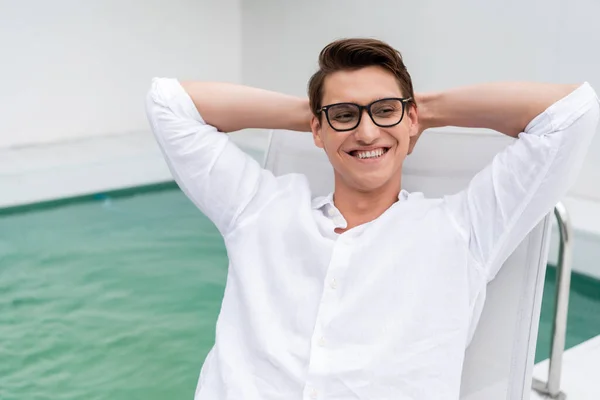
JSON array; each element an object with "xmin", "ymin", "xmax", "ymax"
[{"xmin": 308, "ymin": 38, "xmax": 415, "ymax": 117}]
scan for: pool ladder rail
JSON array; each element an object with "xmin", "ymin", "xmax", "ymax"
[{"xmin": 531, "ymin": 202, "xmax": 572, "ymax": 400}]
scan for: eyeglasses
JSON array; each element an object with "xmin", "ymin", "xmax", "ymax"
[{"xmin": 318, "ymin": 97, "xmax": 413, "ymax": 132}]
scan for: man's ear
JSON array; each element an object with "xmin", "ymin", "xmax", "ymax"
[
  {"xmin": 311, "ymin": 115, "xmax": 325, "ymax": 149},
  {"xmin": 407, "ymin": 105, "xmax": 422, "ymax": 155},
  {"xmin": 407, "ymin": 104, "xmax": 419, "ymax": 138}
]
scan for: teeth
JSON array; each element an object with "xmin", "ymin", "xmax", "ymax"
[{"xmin": 356, "ymin": 148, "xmax": 385, "ymax": 159}]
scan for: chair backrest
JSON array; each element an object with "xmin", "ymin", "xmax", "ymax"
[{"xmin": 263, "ymin": 129, "xmax": 551, "ymax": 400}]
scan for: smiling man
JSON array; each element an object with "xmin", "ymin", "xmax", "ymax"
[{"xmin": 146, "ymin": 38, "xmax": 599, "ymax": 400}]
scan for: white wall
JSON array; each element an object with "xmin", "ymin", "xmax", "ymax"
[
  {"xmin": 2, "ymin": 0, "xmax": 598, "ymax": 200},
  {"xmin": 0, "ymin": 0, "xmax": 241, "ymax": 148},
  {"xmin": 241, "ymin": 0, "xmax": 600, "ymax": 201}
]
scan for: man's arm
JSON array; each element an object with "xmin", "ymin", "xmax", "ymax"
[
  {"xmin": 423, "ymin": 82, "xmax": 600, "ymax": 281},
  {"xmin": 146, "ymin": 78, "xmax": 310, "ymax": 235},
  {"xmin": 417, "ymin": 82, "xmax": 580, "ymax": 137},
  {"xmin": 180, "ymin": 81, "xmax": 311, "ymax": 133}
]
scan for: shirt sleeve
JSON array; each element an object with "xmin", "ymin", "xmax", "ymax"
[
  {"xmin": 145, "ymin": 77, "xmax": 275, "ymax": 236},
  {"xmin": 444, "ymin": 82, "xmax": 600, "ymax": 281}
]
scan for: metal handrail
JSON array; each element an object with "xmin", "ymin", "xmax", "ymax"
[{"xmin": 532, "ymin": 202, "xmax": 573, "ymax": 399}]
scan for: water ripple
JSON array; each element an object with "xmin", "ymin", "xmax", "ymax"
[{"xmin": 0, "ymin": 190, "xmax": 225, "ymax": 399}]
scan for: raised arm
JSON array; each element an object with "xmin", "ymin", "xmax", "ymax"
[
  {"xmin": 146, "ymin": 78, "xmax": 310, "ymax": 236},
  {"xmin": 180, "ymin": 81, "xmax": 311, "ymax": 133},
  {"xmin": 418, "ymin": 82, "xmax": 580, "ymax": 137},
  {"xmin": 421, "ymin": 82, "xmax": 600, "ymax": 280}
]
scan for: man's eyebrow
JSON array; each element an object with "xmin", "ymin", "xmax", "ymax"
[{"xmin": 326, "ymin": 96, "xmax": 402, "ymax": 105}]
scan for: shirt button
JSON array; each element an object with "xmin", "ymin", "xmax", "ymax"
[
  {"xmin": 330, "ymin": 278, "xmax": 337, "ymax": 289},
  {"xmin": 318, "ymin": 336, "xmax": 325, "ymax": 346},
  {"xmin": 310, "ymin": 388, "xmax": 318, "ymax": 399},
  {"xmin": 326, "ymin": 207, "xmax": 336, "ymax": 217}
]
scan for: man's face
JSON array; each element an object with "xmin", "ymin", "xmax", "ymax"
[{"xmin": 310, "ymin": 66, "xmax": 418, "ymax": 193}]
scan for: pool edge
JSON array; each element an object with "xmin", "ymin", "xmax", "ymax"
[{"xmin": 0, "ymin": 180, "xmax": 179, "ymax": 216}]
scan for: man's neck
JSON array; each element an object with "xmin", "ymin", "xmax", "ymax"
[{"xmin": 332, "ymin": 178, "xmax": 401, "ymax": 232}]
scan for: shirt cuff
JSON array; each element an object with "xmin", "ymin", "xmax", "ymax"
[{"xmin": 149, "ymin": 77, "xmax": 206, "ymax": 123}]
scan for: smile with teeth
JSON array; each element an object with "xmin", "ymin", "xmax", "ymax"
[{"xmin": 350, "ymin": 148, "xmax": 389, "ymax": 159}]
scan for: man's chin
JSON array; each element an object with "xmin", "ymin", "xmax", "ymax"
[{"xmin": 334, "ymin": 168, "xmax": 400, "ymax": 193}]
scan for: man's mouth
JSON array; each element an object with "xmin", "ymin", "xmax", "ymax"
[{"xmin": 347, "ymin": 147, "xmax": 390, "ymax": 160}]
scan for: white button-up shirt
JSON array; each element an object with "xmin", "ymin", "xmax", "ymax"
[{"xmin": 146, "ymin": 78, "xmax": 599, "ymax": 400}]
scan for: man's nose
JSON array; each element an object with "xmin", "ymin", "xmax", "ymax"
[{"xmin": 354, "ymin": 110, "xmax": 380, "ymax": 144}]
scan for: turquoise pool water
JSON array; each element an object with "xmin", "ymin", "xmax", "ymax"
[{"xmin": 1, "ymin": 187, "xmax": 599, "ymax": 399}]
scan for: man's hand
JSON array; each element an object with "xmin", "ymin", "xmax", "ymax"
[{"xmin": 408, "ymin": 93, "xmax": 429, "ymax": 155}]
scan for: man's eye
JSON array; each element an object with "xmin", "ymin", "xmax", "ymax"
[
  {"xmin": 374, "ymin": 108, "xmax": 394, "ymax": 115},
  {"xmin": 333, "ymin": 113, "xmax": 355, "ymax": 121}
]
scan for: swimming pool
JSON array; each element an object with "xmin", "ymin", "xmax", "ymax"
[{"xmin": 1, "ymin": 186, "xmax": 599, "ymax": 399}]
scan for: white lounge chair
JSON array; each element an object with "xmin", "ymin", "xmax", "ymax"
[{"xmin": 263, "ymin": 128, "xmax": 554, "ymax": 400}]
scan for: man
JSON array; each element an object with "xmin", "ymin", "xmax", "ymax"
[{"xmin": 146, "ymin": 38, "xmax": 599, "ymax": 400}]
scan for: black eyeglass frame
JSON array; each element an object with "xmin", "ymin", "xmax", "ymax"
[{"xmin": 317, "ymin": 97, "xmax": 413, "ymax": 132}]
